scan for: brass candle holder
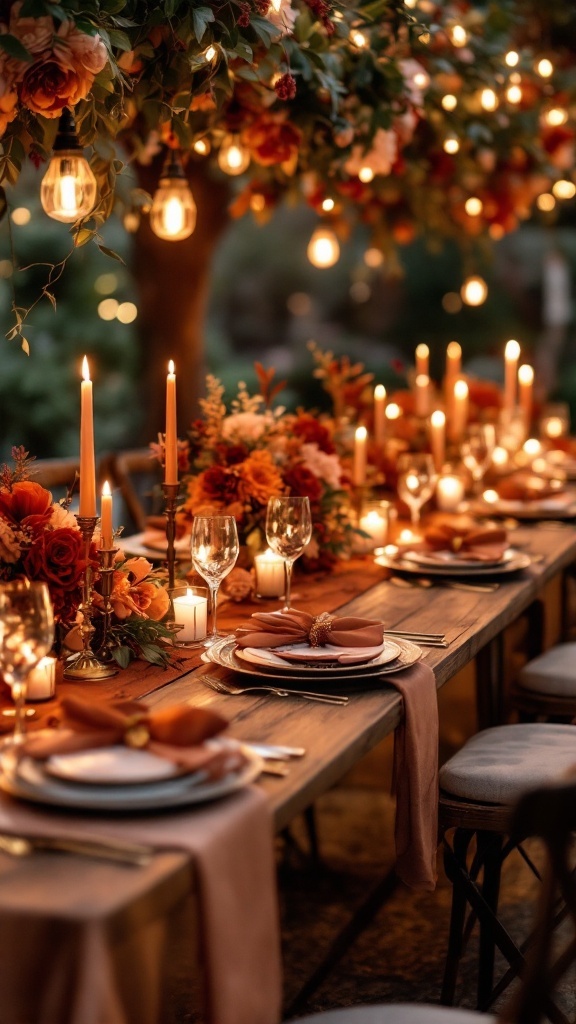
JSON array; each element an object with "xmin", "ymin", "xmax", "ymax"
[
  {"xmin": 162, "ymin": 482, "xmax": 180, "ymax": 616},
  {"xmin": 96, "ymin": 545, "xmax": 120, "ymax": 666},
  {"xmin": 63, "ymin": 516, "xmax": 118, "ymax": 680}
]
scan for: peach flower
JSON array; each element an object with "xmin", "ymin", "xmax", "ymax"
[
  {"xmin": 236, "ymin": 450, "xmax": 285, "ymax": 505},
  {"xmin": 54, "ymin": 22, "xmax": 107, "ymax": 75},
  {"xmin": 9, "ymin": 2, "xmax": 54, "ymax": 55},
  {"xmin": 109, "ymin": 557, "xmax": 169, "ymax": 620}
]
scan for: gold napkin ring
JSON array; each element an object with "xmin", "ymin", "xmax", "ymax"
[
  {"xmin": 309, "ymin": 613, "xmax": 335, "ymax": 647},
  {"xmin": 125, "ymin": 723, "xmax": 150, "ymax": 749}
]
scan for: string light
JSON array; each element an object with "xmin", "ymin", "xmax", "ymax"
[
  {"xmin": 217, "ymin": 133, "xmax": 250, "ymax": 175},
  {"xmin": 553, "ymin": 180, "xmax": 576, "ymax": 200},
  {"xmin": 544, "ymin": 107, "xmax": 568, "ymax": 126},
  {"xmin": 536, "ymin": 58, "xmax": 553, "ymax": 77},
  {"xmin": 505, "ymin": 50, "xmax": 519, "ymax": 67},
  {"xmin": 480, "ymin": 88, "xmax": 498, "ymax": 111},
  {"xmin": 204, "ymin": 45, "xmax": 217, "ymax": 62},
  {"xmin": 149, "ymin": 149, "xmax": 196, "ymax": 241},
  {"xmin": 193, "ymin": 138, "xmax": 211, "ymax": 155},
  {"xmin": 350, "ymin": 29, "xmax": 368, "ymax": 48},
  {"xmin": 537, "ymin": 193, "xmax": 556, "ymax": 212},
  {"xmin": 11, "ymin": 207, "xmax": 31, "ymax": 225},
  {"xmin": 359, "ymin": 166, "xmax": 375, "ymax": 183},
  {"xmin": 450, "ymin": 24, "xmax": 467, "ymax": 47},
  {"xmin": 442, "ymin": 94, "xmax": 457, "ymax": 111},
  {"xmin": 506, "ymin": 83, "xmax": 522, "ymax": 104},
  {"xmin": 321, "ymin": 197, "xmax": 335, "ymax": 212},
  {"xmin": 307, "ymin": 227, "xmax": 340, "ymax": 268},
  {"xmin": 465, "ymin": 197, "xmax": 483, "ymax": 216},
  {"xmin": 443, "ymin": 134, "xmax": 460, "ymax": 154},
  {"xmin": 461, "ymin": 275, "xmax": 488, "ymax": 306},
  {"xmin": 40, "ymin": 108, "xmax": 97, "ymax": 223}
]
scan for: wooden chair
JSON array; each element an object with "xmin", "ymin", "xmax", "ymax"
[
  {"xmin": 103, "ymin": 449, "xmax": 164, "ymax": 535},
  {"xmin": 32, "ymin": 457, "xmax": 81, "ymax": 502},
  {"xmin": 288, "ymin": 772, "xmax": 576, "ymax": 1024}
]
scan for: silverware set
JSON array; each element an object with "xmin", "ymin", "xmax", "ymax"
[
  {"xmin": 384, "ymin": 630, "xmax": 448, "ymax": 648},
  {"xmin": 0, "ymin": 831, "xmax": 154, "ymax": 865},
  {"xmin": 201, "ymin": 673, "xmax": 348, "ymax": 705},
  {"xmin": 388, "ymin": 575, "xmax": 499, "ymax": 593}
]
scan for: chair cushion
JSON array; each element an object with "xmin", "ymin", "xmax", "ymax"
[
  {"xmin": 291, "ymin": 1005, "xmax": 492, "ymax": 1023},
  {"xmin": 517, "ymin": 643, "xmax": 576, "ymax": 696},
  {"xmin": 439, "ymin": 723, "xmax": 576, "ymax": 805}
]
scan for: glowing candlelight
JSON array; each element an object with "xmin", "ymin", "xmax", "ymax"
[
  {"xmin": 415, "ymin": 343, "xmax": 429, "ymax": 377},
  {"xmin": 254, "ymin": 548, "xmax": 285, "ymax": 598},
  {"xmin": 429, "ymin": 410, "xmax": 446, "ymax": 471},
  {"xmin": 436, "ymin": 474, "xmax": 465, "ymax": 512},
  {"xmin": 79, "ymin": 356, "xmax": 96, "ymax": 517},
  {"xmin": 353, "ymin": 426, "xmax": 368, "ymax": 486},
  {"xmin": 445, "ymin": 341, "xmax": 462, "ymax": 420},
  {"xmin": 165, "ymin": 360, "xmax": 178, "ymax": 485},
  {"xmin": 100, "ymin": 480, "xmax": 113, "ymax": 549},
  {"xmin": 452, "ymin": 379, "xmax": 469, "ymax": 440},
  {"xmin": 415, "ymin": 374, "xmax": 430, "ymax": 417},
  {"xmin": 518, "ymin": 363, "xmax": 534, "ymax": 428},
  {"xmin": 504, "ymin": 339, "xmax": 520, "ymax": 414},
  {"xmin": 373, "ymin": 384, "xmax": 387, "ymax": 444}
]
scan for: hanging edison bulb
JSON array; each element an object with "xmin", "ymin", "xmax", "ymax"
[
  {"xmin": 40, "ymin": 108, "xmax": 97, "ymax": 223},
  {"xmin": 217, "ymin": 133, "xmax": 250, "ymax": 175},
  {"xmin": 149, "ymin": 149, "xmax": 196, "ymax": 241},
  {"xmin": 307, "ymin": 226, "xmax": 340, "ymax": 268}
]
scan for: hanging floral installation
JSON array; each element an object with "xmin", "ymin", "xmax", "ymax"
[{"xmin": 0, "ymin": 0, "xmax": 574, "ymax": 318}]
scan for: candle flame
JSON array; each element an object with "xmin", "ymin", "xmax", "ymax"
[
  {"xmin": 374, "ymin": 384, "xmax": 386, "ymax": 401},
  {"xmin": 518, "ymin": 363, "xmax": 534, "ymax": 385},
  {"xmin": 168, "ymin": 359, "xmax": 175, "ymax": 375},
  {"xmin": 385, "ymin": 403, "xmax": 401, "ymax": 420},
  {"xmin": 82, "ymin": 355, "xmax": 90, "ymax": 382},
  {"xmin": 415, "ymin": 343, "xmax": 429, "ymax": 359},
  {"xmin": 430, "ymin": 409, "xmax": 445, "ymax": 427},
  {"xmin": 102, "ymin": 480, "xmax": 111, "ymax": 496},
  {"xmin": 447, "ymin": 341, "xmax": 462, "ymax": 359},
  {"xmin": 505, "ymin": 339, "xmax": 520, "ymax": 360},
  {"xmin": 355, "ymin": 425, "xmax": 368, "ymax": 441},
  {"xmin": 415, "ymin": 374, "xmax": 429, "ymax": 387},
  {"xmin": 454, "ymin": 379, "xmax": 469, "ymax": 398}
]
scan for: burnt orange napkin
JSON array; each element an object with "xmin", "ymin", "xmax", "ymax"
[
  {"xmin": 22, "ymin": 696, "xmax": 246, "ymax": 779},
  {"xmin": 235, "ymin": 608, "xmax": 384, "ymax": 649},
  {"xmin": 497, "ymin": 473, "xmax": 566, "ymax": 502},
  {"xmin": 422, "ymin": 523, "xmax": 508, "ymax": 562}
]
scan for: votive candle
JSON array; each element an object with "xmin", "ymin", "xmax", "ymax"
[
  {"xmin": 173, "ymin": 589, "xmax": 208, "ymax": 642},
  {"xmin": 165, "ymin": 360, "xmax": 178, "ymax": 485},
  {"xmin": 254, "ymin": 549, "xmax": 285, "ymax": 598},
  {"xmin": 373, "ymin": 384, "xmax": 387, "ymax": 444},
  {"xmin": 436, "ymin": 474, "xmax": 465, "ymax": 512},
  {"xmin": 26, "ymin": 656, "xmax": 56, "ymax": 702},
  {"xmin": 79, "ymin": 356, "xmax": 96, "ymax": 517},
  {"xmin": 100, "ymin": 480, "xmax": 113, "ymax": 549},
  {"xmin": 353, "ymin": 426, "xmax": 367, "ymax": 486}
]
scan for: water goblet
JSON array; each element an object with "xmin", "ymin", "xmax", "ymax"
[
  {"xmin": 396, "ymin": 453, "xmax": 437, "ymax": 529},
  {"xmin": 461, "ymin": 423, "xmax": 496, "ymax": 494},
  {"xmin": 190, "ymin": 515, "xmax": 239, "ymax": 645},
  {"xmin": 265, "ymin": 496, "xmax": 312, "ymax": 611},
  {"xmin": 0, "ymin": 581, "xmax": 54, "ymax": 743}
]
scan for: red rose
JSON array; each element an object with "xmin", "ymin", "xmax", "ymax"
[
  {"xmin": 201, "ymin": 466, "xmax": 240, "ymax": 502},
  {"xmin": 284, "ymin": 465, "xmax": 322, "ymax": 503},
  {"xmin": 243, "ymin": 118, "xmax": 302, "ymax": 167},
  {"xmin": 292, "ymin": 414, "xmax": 335, "ymax": 454},
  {"xmin": 23, "ymin": 527, "xmax": 89, "ymax": 591}
]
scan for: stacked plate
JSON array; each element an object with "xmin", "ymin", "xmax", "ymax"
[
  {"xmin": 0, "ymin": 737, "xmax": 262, "ymax": 811},
  {"xmin": 204, "ymin": 634, "xmax": 422, "ymax": 687},
  {"xmin": 470, "ymin": 492, "xmax": 576, "ymax": 520},
  {"xmin": 375, "ymin": 547, "xmax": 531, "ymax": 578}
]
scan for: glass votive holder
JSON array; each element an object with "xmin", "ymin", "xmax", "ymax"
[
  {"xmin": 354, "ymin": 499, "xmax": 391, "ymax": 554},
  {"xmin": 435, "ymin": 472, "xmax": 465, "ymax": 512},
  {"xmin": 26, "ymin": 655, "xmax": 56, "ymax": 702},
  {"xmin": 254, "ymin": 548, "xmax": 285, "ymax": 599},
  {"xmin": 172, "ymin": 585, "xmax": 209, "ymax": 646},
  {"xmin": 539, "ymin": 403, "xmax": 571, "ymax": 442}
]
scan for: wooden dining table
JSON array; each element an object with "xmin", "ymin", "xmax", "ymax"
[{"xmin": 0, "ymin": 516, "xmax": 574, "ymax": 1023}]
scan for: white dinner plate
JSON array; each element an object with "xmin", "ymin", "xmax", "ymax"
[
  {"xmin": 470, "ymin": 493, "xmax": 576, "ymax": 520},
  {"xmin": 45, "ymin": 746, "xmax": 183, "ymax": 785},
  {"xmin": 0, "ymin": 739, "xmax": 262, "ymax": 811},
  {"xmin": 375, "ymin": 549, "xmax": 531, "ymax": 578},
  {"xmin": 236, "ymin": 640, "xmax": 401, "ymax": 673},
  {"xmin": 400, "ymin": 547, "xmax": 516, "ymax": 570},
  {"xmin": 204, "ymin": 635, "xmax": 422, "ymax": 684}
]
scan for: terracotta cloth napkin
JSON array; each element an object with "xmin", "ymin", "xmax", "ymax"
[
  {"xmin": 420, "ymin": 523, "xmax": 508, "ymax": 563},
  {"xmin": 390, "ymin": 660, "xmax": 439, "ymax": 891},
  {"xmin": 496, "ymin": 473, "xmax": 566, "ymax": 502},
  {"xmin": 0, "ymin": 782, "xmax": 281, "ymax": 1024},
  {"xmin": 22, "ymin": 696, "xmax": 247, "ymax": 780},
  {"xmin": 235, "ymin": 608, "xmax": 384, "ymax": 649}
]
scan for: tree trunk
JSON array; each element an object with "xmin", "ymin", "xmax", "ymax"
[{"xmin": 132, "ymin": 158, "xmax": 231, "ymax": 441}]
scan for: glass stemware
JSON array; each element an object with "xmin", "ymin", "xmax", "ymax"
[
  {"xmin": 396, "ymin": 453, "xmax": 438, "ymax": 529},
  {"xmin": 265, "ymin": 496, "xmax": 313, "ymax": 611},
  {"xmin": 461, "ymin": 423, "xmax": 496, "ymax": 494},
  {"xmin": 190, "ymin": 515, "xmax": 239, "ymax": 644},
  {"xmin": 0, "ymin": 581, "xmax": 54, "ymax": 743}
]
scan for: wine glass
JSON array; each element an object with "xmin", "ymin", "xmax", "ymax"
[
  {"xmin": 0, "ymin": 581, "xmax": 54, "ymax": 743},
  {"xmin": 265, "ymin": 496, "xmax": 312, "ymax": 611},
  {"xmin": 190, "ymin": 515, "xmax": 239, "ymax": 644},
  {"xmin": 461, "ymin": 424, "xmax": 496, "ymax": 494},
  {"xmin": 396, "ymin": 453, "xmax": 437, "ymax": 529}
]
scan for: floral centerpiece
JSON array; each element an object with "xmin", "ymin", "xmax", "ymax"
[
  {"xmin": 0, "ymin": 447, "xmax": 173, "ymax": 666},
  {"xmin": 164, "ymin": 363, "xmax": 355, "ymax": 572}
]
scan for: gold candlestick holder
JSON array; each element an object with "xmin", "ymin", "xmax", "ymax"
[
  {"xmin": 64, "ymin": 516, "xmax": 118, "ymax": 680},
  {"xmin": 96, "ymin": 545, "xmax": 120, "ymax": 667},
  {"xmin": 162, "ymin": 482, "xmax": 180, "ymax": 616}
]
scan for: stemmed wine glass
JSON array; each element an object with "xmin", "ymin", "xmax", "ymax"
[
  {"xmin": 0, "ymin": 581, "xmax": 54, "ymax": 743},
  {"xmin": 190, "ymin": 515, "xmax": 239, "ymax": 645},
  {"xmin": 461, "ymin": 423, "xmax": 496, "ymax": 494},
  {"xmin": 265, "ymin": 496, "xmax": 312, "ymax": 611},
  {"xmin": 396, "ymin": 453, "xmax": 438, "ymax": 529}
]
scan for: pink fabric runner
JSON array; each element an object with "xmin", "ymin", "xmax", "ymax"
[
  {"xmin": 389, "ymin": 661, "xmax": 439, "ymax": 891},
  {"xmin": 0, "ymin": 784, "xmax": 282, "ymax": 1024}
]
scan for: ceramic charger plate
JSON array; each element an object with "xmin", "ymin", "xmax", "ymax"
[{"xmin": 375, "ymin": 549, "xmax": 531, "ymax": 578}]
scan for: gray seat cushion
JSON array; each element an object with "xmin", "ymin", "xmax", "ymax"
[
  {"xmin": 291, "ymin": 1005, "xmax": 493, "ymax": 1023},
  {"xmin": 518, "ymin": 643, "xmax": 576, "ymax": 696},
  {"xmin": 439, "ymin": 723, "xmax": 576, "ymax": 804}
]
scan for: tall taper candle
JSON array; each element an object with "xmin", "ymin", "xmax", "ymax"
[
  {"xmin": 353, "ymin": 426, "xmax": 367, "ymax": 486},
  {"xmin": 518, "ymin": 363, "xmax": 534, "ymax": 428},
  {"xmin": 373, "ymin": 384, "xmax": 386, "ymax": 444},
  {"xmin": 504, "ymin": 339, "xmax": 520, "ymax": 414},
  {"xmin": 79, "ymin": 356, "xmax": 96, "ymax": 517},
  {"xmin": 415, "ymin": 374, "xmax": 430, "ymax": 417},
  {"xmin": 165, "ymin": 360, "xmax": 178, "ymax": 485},
  {"xmin": 415, "ymin": 343, "xmax": 429, "ymax": 377},
  {"xmin": 452, "ymin": 379, "xmax": 469, "ymax": 441},
  {"xmin": 100, "ymin": 480, "xmax": 113, "ymax": 549},
  {"xmin": 444, "ymin": 341, "xmax": 462, "ymax": 421},
  {"xmin": 429, "ymin": 409, "xmax": 446, "ymax": 472}
]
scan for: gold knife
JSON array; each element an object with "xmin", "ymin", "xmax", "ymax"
[{"xmin": 0, "ymin": 832, "xmax": 154, "ymax": 865}]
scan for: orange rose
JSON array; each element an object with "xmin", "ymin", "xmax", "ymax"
[
  {"xmin": 0, "ymin": 480, "xmax": 53, "ymax": 530},
  {"xmin": 236, "ymin": 450, "xmax": 284, "ymax": 505},
  {"xmin": 20, "ymin": 55, "xmax": 93, "ymax": 117}
]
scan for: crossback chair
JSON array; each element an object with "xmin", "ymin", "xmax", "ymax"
[
  {"xmin": 32, "ymin": 457, "xmax": 81, "ymax": 503},
  {"xmin": 288, "ymin": 772, "xmax": 576, "ymax": 1024}
]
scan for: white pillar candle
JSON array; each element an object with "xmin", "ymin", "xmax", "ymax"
[
  {"xmin": 254, "ymin": 549, "xmax": 285, "ymax": 598},
  {"xmin": 504, "ymin": 339, "xmax": 520, "ymax": 414},
  {"xmin": 358, "ymin": 508, "xmax": 389, "ymax": 552},
  {"xmin": 26, "ymin": 656, "xmax": 56, "ymax": 702},
  {"xmin": 173, "ymin": 589, "xmax": 208, "ymax": 642},
  {"xmin": 518, "ymin": 363, "xmax": 534, "ymax": 429},
  {"xmin": 415, "ymin": 374, "xmax": 430, "ymax": 417},
  {"xmin": 353, "ymin": 426, "xmax": 367, "ymax": 486},
  {"xmin": 436, "ymin": 474, "xmax": 465, "ymax": 511},
  {"xmin": 415, "ymin": 343, "xmax": 429, "ymax": 377},
  {"xmin": 452, "ymin": 379, "xmax": 469, "ymax": 441},
  {"xmin": 373, "ymin": 385, "xmax": 386, "ymax": 444},
  {"xmin": 429, "ymin": 409, "xmax": 446, "ymax": 472}
]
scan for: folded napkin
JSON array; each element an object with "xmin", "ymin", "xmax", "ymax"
[
  {"xmin": 23, "ymin": 696, "xmax": 246, "ymax": 779},
  {"xmin": 420, "ymin": 523, "xmax": 508, "ymax": 562},
  {"xmin": 235, "ymin": 608, "xmax": 384, "ymax": 650},
  {"xmin": 496, "ymin": 473, "xmax": 566, "ymax": 502},
  {"xmin": 141, "ymin": 527, "xmax": 190, "ymax": 553}
]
